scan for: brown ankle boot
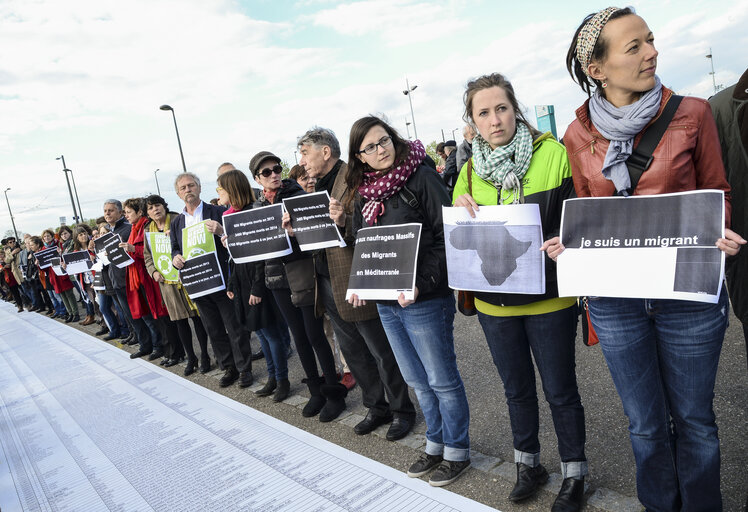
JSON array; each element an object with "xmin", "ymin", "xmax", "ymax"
[{"xmin": 81, "ymin": 315, "xmax": 95, "ymax": 326}]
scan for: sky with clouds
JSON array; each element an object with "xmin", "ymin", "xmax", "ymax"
[{"xmin": 1, "ymin": 0, "xmax": 746, "ymax": 236}]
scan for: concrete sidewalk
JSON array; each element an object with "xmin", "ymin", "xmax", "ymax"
[{"xmin": 52, "ymin": 300, "xmax": 747, "ymax": 511}]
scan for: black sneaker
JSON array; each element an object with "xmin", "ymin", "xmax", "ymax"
[
  {"xmin": 428, "ymin": 459, "xmax": 471, "ymax": 487},
  {"xmin": 406, "ymin": 453, "xmax": 443, "ymax": 478}
]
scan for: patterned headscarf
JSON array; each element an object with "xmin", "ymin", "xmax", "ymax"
[{"xmin": 576, "ymin": 6, "xmax": 623, "ymax": 76}]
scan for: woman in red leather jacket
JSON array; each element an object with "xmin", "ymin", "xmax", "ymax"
[{"xmin": 557, "ymin": 7, "xmax": 744, "ymax": 511}]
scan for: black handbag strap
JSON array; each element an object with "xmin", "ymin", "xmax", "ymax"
[{"xmin": 621, "ymin": 94, "xmax": 683, "ymax": 195}]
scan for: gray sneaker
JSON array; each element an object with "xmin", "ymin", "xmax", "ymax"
[
  {"xmin": 407, "ymin": 453, "xmax": 443, "ymax": 478},
  {"xmin": 428, "ymin": 459, "xmax": 471, "ymax": 487}
]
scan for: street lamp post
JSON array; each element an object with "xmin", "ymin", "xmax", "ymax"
[
  {"xmin": 405, "ymin": 118, "xmax": 412, "ymax": 139},
  {"xmin": 294, "ymin": 151, "xmax": 298, "ymax": 164},
  {"xmin": 451, "ymin": 128, "xmax": 459, "ymax": 141},
  {"xmin": 56, "ymin": 155, "xmax": 79, "ymax": 223},
  {"xmin": 3, "ymin": 188, "xmax": 18, "ymax": 240},
  {"xmin": 403, "ymin": 77, "xmax": 418, "ymax": 140},
  {"xmin": 154, "ymin": 168, "xmax": 162, "ymax": 196},
  {"xmin": 705, "ymin": 48, "xmax": 722, "ymax": 95},
  {"xmin": 159, "ymin": 105, "xmax": 187, "ymax": 172}
]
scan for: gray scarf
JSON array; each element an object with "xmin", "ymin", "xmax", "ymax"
[{"xmin": 588, "ymin": 76, "xmax": 663, "ymax": 192}]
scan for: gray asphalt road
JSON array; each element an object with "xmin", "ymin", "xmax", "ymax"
[{"xmin": 60, "ymin": 298, "xmax": 747, "ymax": 511}]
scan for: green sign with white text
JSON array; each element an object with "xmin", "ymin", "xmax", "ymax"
[
  {"xmin": 147, "ymin": 232, "xmax": 179, "ymax": 282},
  {"xmin": 182, "ymin": 221, "xmax": 217, "ymax": 260}
]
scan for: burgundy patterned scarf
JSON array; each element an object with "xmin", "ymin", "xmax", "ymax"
[{"xmin": 358, "ymin": 139, "xmax": 425, "ymax": 226}]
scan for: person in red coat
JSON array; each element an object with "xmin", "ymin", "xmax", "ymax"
[
  {"xmin": 119, "ymin": 198, "xmax": 167, "ymax": 360},
  {"xmin": 41, "ymin": 229, "xmax": 79, "ymax": 322}
]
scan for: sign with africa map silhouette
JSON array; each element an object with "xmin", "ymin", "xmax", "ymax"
[{"xmin": 443, "ymin": 204, "xmax": 545, "ymax": 294}]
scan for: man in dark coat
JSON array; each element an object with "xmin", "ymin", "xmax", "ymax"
[
  {"xmin": 710, "ymin": 67, "xmax": 748, "ymax": 361},
  {"xmin": 296, "ymin": 127, "xmax": 416, "ymax": 441},
  {"xmin": 170, "ymin": 172, "xmax": 253, "ymax": 388},
  {"xmin": 442, "ymin": 140, "xmax": 458, "ymax": 197}
]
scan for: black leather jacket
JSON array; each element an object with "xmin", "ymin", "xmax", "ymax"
[{"xmin": 353, "ymin": 163, "xmax": 452, "ymax": 304}]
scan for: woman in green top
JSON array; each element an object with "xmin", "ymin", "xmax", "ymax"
[{"xmin": 453, "ymin": 73, "xmax": 586, "ymax": 512}]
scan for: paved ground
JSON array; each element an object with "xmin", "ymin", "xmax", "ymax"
[{"xmin": 28, "ymin": 299, "xmax": 748, "ymax": 511}]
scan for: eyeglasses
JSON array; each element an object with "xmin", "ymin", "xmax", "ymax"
[
  {"xmin": 358, "ymin": 136, "xmax": 393, "ymax": 155},
  {"xmin": 258, "ymin": 164, "xmax": 283, "ymax": 178},
  {"xmin": 216, "ymin": 186, "xmax": 224, "ymax": 193}
]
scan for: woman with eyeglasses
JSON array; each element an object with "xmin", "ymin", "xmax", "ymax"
[
  {"xmin": 289, "ymin": 164, "xmax": 317, "ymax": 193},
  {"xmin": 345, "ymin": 116, "xmax": 471, "ymax": 487},
  {"xmin": 250, "ymin": 151, "xmax": 347, "ymax": 421}
]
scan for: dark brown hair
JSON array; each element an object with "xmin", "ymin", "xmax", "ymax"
[
  {"xmin": 71, "ymin": 224, "xmax": 93, "ymax": 251},
  {"xmin": 344, "ymin": 116, "xmax": 411, "ymax": 210},
  {"xmin": 289, "ymin": 164, "xmax": 307, "ymax": 182},
  {"xmin": 217, "ymin": 169, "xmax": 256, "ymax": 210},
  {"xmin": 123, "ymin": 197, "xmax": 146, "ymax": 215},
  {"xmin": 566, "ymin": 7, "xmax": 635, "ymax": 96}
]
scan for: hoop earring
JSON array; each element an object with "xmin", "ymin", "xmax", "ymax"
[{"xmin": 601, "ymin": 82, "xmax": 608, "ymax": 88}]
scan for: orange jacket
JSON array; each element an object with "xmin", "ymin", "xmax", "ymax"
[{"xmin": 563, "ymin": 86, "xmax": 731, "ymax": 226}]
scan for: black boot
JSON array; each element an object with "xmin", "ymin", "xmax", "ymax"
[
  {"xmin": 254, "ymin": 377, "xmax": 276, "ymax": 397},
  {"xmin": 319, "ymin": 382, "xmax": 347, "ymax": 422},
  {"xmin": 508, "ymin": 463, "xmax": 549, "ymax": 502},
  {"xmin": 71, "ymin": 314, "xmax": 80, "ymax": 322},
  {"xmin": 551, "ymin": 477, "xmax": 585, "ymax": 512},
  {"xmin": 273, "ymin": 379, "xmax": 290, "ymax": 402},
  {"xmin": 302, "ymin": 377, "xmax": 326, "ymax": 417},
  {"xmin": 64, "ymin": 314, "xmax": 73, "ymax": 323}
]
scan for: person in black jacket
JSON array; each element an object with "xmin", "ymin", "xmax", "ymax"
[
  {"xmin": 218, "ymin": 169, "xmax": 291, "ymax": 402},
  {"xmin": 345, "ymin": 116, "xmax": 471, "ymax": 487},
  {"xmin": 442, "ymin": 140, "xmax": 458, "ymax": 196},
  {"xmin": 170, "ymin": 172, "xmax": 253, "ymax": 389},
  {"xmin": 250, "ymin": 151, "xmax": 346, "ymax": 422}
]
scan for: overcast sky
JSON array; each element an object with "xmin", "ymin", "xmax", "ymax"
[{"xmin": 1, "ymin": 0, "xmax": 746, "ymax": 237}]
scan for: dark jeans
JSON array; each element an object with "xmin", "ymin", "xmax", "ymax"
[
  {"xmin": 193, "ymin": 292, "xmax": 252, "ymax": 373},
  {"xmin": 589, "ymin": 290, "xmax": 729, "ymax": 511},
  {"xmin": 256, "ymin": 322, "xmax": 289, "ymax": 380},
  {"xmin": 477, "ymin": 305, "xmax": 587, "ymax": 478},
  {"xmin": 113, "ymin": 287, "xmax": 159, "ymax": 351},
  {"xmin": 98, "ymin": 292, "xmax": 127, "ymax": 336},
  {"xmin": 174, "ymin": 316, "xmax": 209, "ymax": 362},
  {"xmin": 318, "ymin": 274, "xmax": 414, "ymax": 418},
  {"xmin": 271, "ymin": 288, "xmax": 337, "ymax": 385}
]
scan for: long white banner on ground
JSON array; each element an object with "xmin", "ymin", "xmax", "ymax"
[{"xmin": 0, "ymin": 301, "xmax": 498, "ymax": 512}]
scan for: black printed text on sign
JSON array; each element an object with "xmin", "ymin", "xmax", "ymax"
[
  {"xmin": 282, "ymin": 191, "xmax": 346, "ymax": 251},
  {"xmin": 180, "ymin": 252, "xmax": 226, "ymax": 299},
  {"xmin": 62, "ymin": 250, "xmax": 94, "ymax": 275},
  {"xmin": 346, "ymin": 223, "xmax": 422, "ymax": 301},
  {"xmin": 96, "ymin": 232, "xmax": 133, "ymax": 268},
  {"xmin": 34, "ymin": 247, "xmax": 59, "ymax": 269},
  {"xmin": 222, "ymin": 204, "xmax": 293, "ymax": 263},
  {"xmin": 558, "ymin": 190, "xmax": 725, "ymax": 303}
]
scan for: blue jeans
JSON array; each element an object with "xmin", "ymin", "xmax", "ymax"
[
  {"xmin": 477, "ymin": 305, "xmax": 587, "ymax": 479},
  {"xmin": 377, "ymin": 294, "xmax": 470, "ymax": 462},
  {"xmin": 589, "ymin": 290, "xmax": 728, "ymax": 511},
  {"xmin": 257, "ymin": 322, "xmax": 289, "ymax": 380},
  {"xmin": 97, "ymin": 292, "xmax": 121, "ymax": 334},
  {"xmin": 47, "ymin": 290, "xmax": 66, "ymax": 315}
]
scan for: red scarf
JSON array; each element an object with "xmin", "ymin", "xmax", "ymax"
[
  {"xmin": 126, "ymin": 216, "xmax": 148, "ymax": 291},
  {"xmin": 263, "ymin": 188, "xmax": 278, "ymax": 204},
  {"xmin": 358, "ymin": 139, "xmax": 425, "ymax": 226}
]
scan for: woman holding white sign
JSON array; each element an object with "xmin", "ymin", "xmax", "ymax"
[
  {"xmin": 453, "ymin": 73, "xmax": 587, "ymax": 511},
  {"xmin": 251, "ymin": 151, "xmax": 347, "ymax": 421},
  {"xmin": 346, "ymin": 116, "xmax": 471, "ymax": 487},
  {"xmin": 217, "ymin": 170, "xmax": 292, "ymax": 402},
  {"xmin": 563, "ymin": 7, "xmax": 744, "ymax": 510}
]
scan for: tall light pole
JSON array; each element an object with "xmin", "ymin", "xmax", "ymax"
[
  {"xmin": 294, "ymin": 151, "xmax": 298, "ymax": 164},
  {"xmin": 56, "ymin": 155, "xmax": 79, "ymax": 223},
  {"xmin": 159, "ymin": 105, "xmax": 187, "ymax": 172},
  {"xmin": 451, "ymin": 128, "xmax": 459, "ymax": 141},
  {"xmin": 705, "ymin": 48, "xmax": 722, "ymax": 95},
  {"xmin": 3, "ymin": 188, "xmax": 18, "ymax": 240},
  {"xmin": 403, "ymin": 77, "xmax": 418, "ymax": 140},
  {"xmin": 405, "ymin": 117, "xmax": 412, "ymax": 139},
  {"xmin": 154, "ymin": 168, "xmax": 162, "ymax": 195}
]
